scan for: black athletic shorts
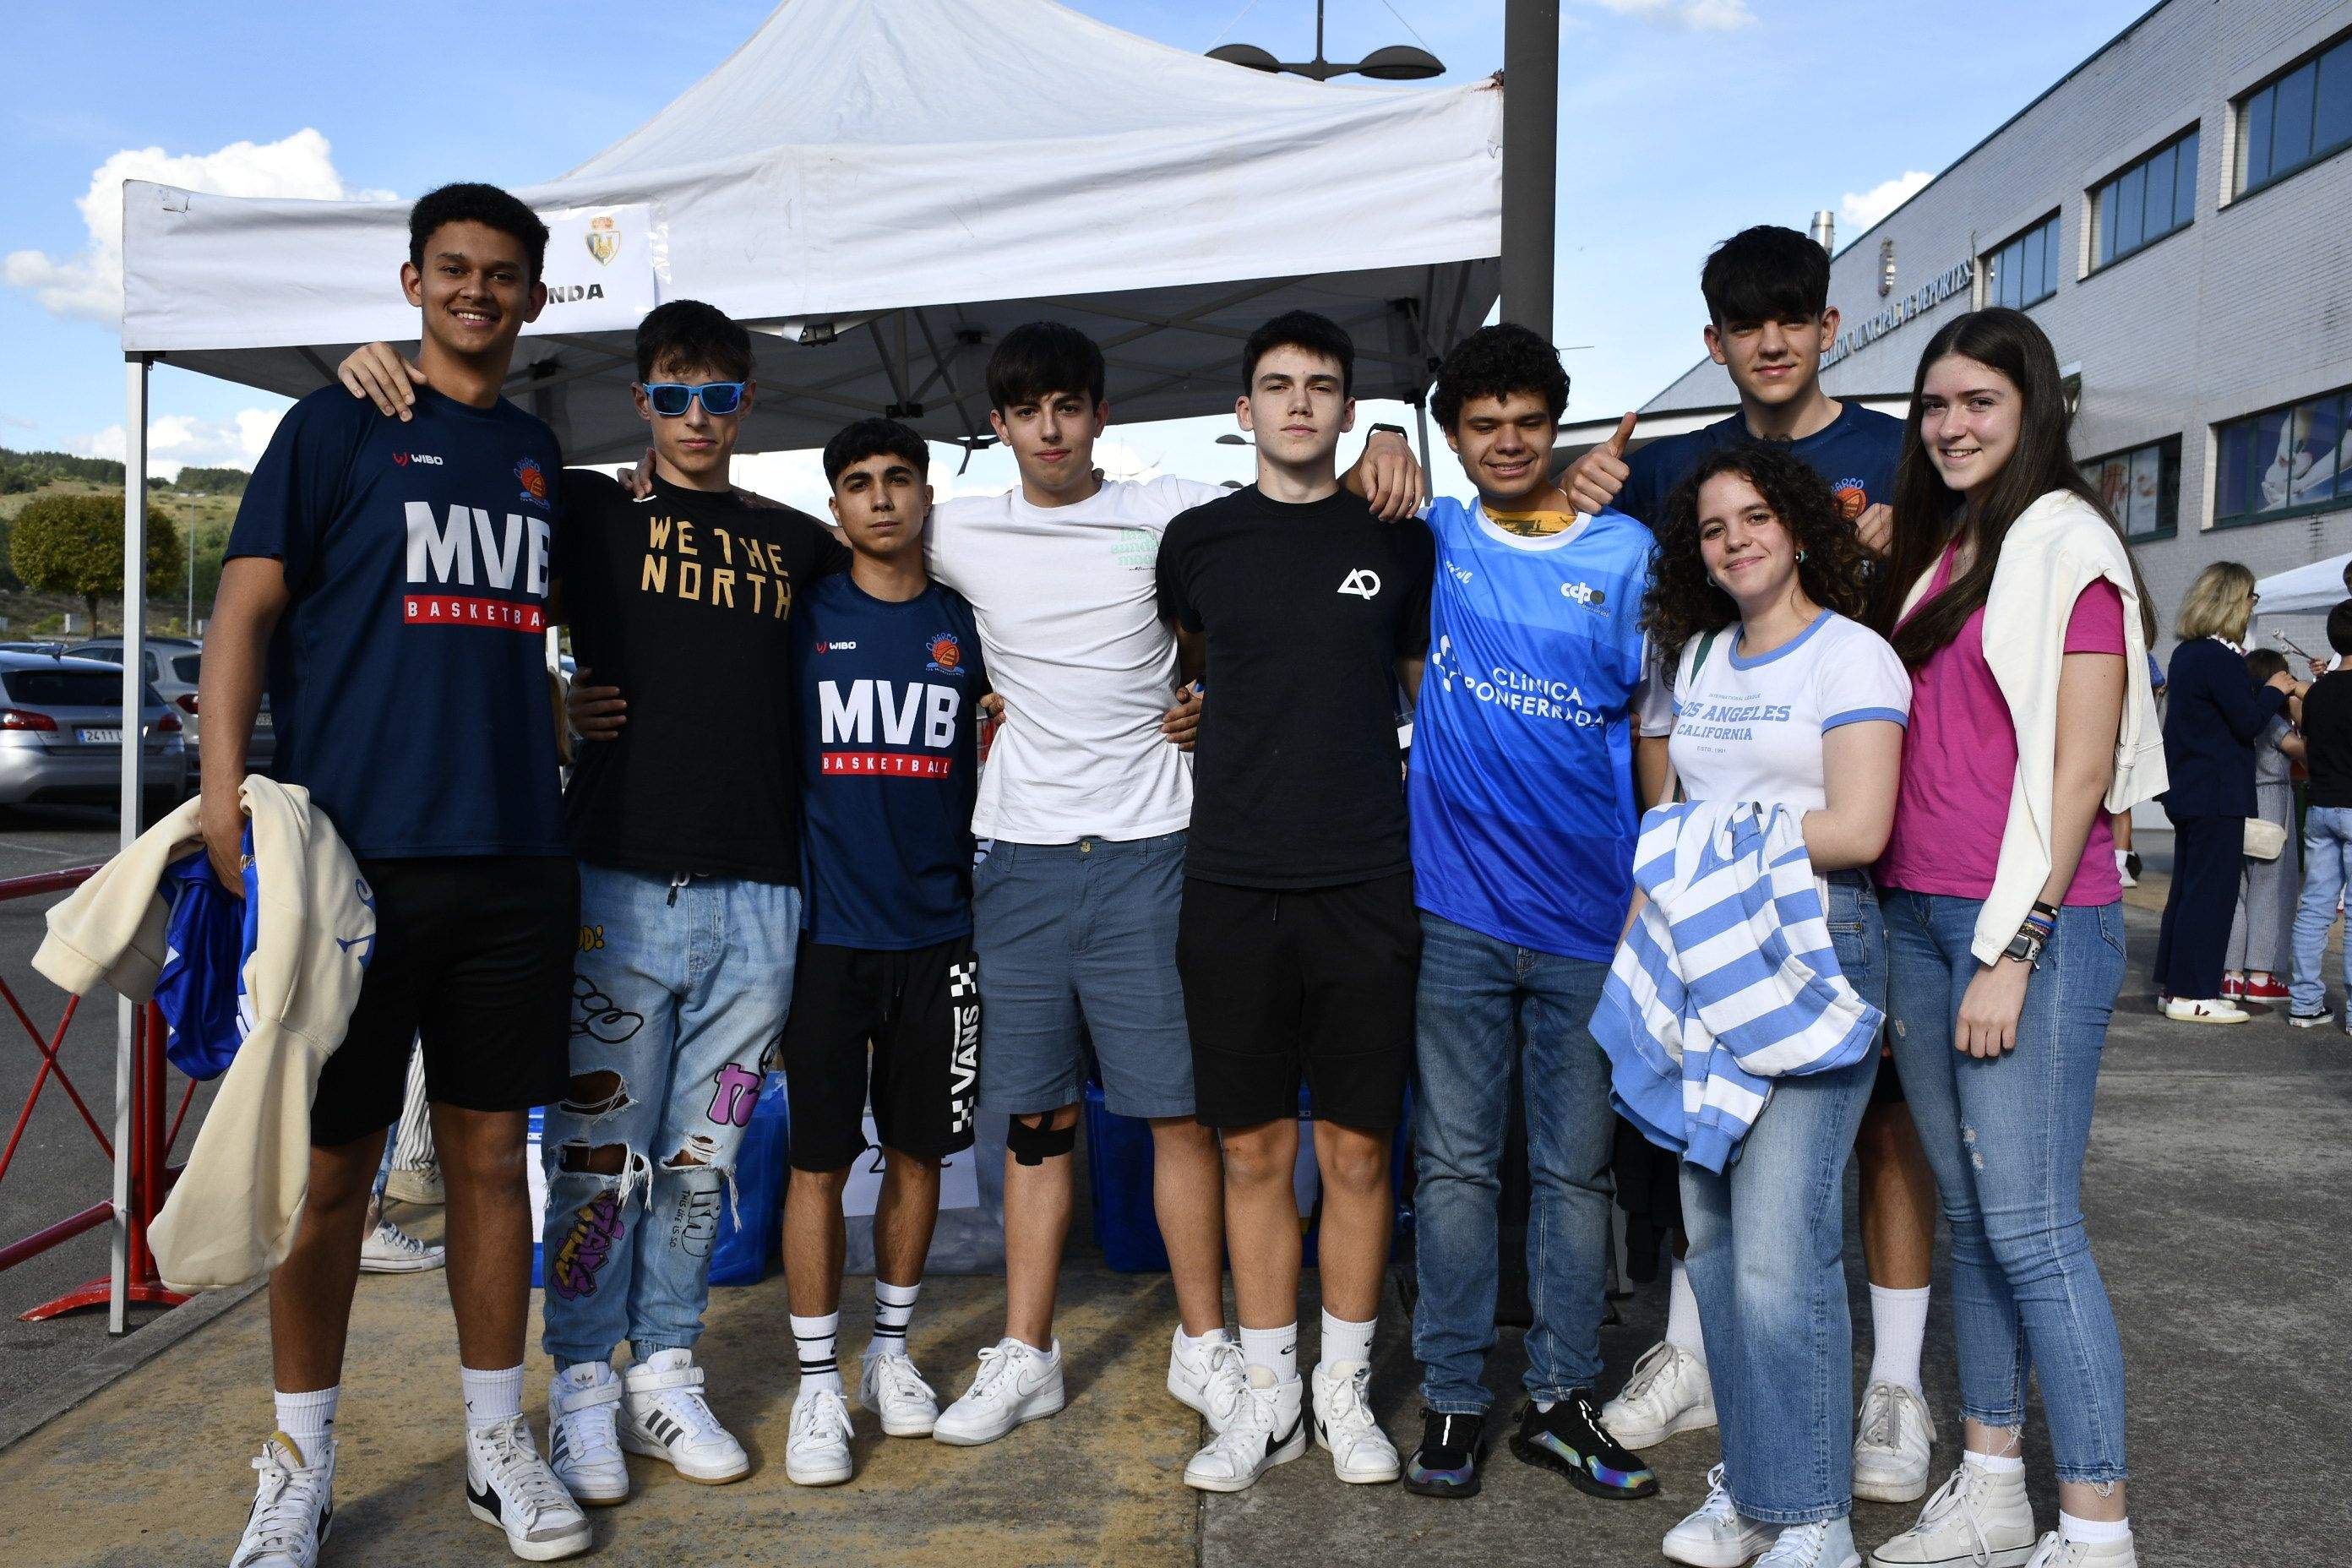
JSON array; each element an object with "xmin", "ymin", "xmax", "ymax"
[
  {"xmin": 310, "ymin": 855, "xmax": 579, "ymax": 1148},
  {"xmin": 1177, "ymin": 871, "xmax": 1418, "ymax": 1133},
  {"xmin": 780, "ymin": 934, "xmax": 980, "ymax": 1171}
]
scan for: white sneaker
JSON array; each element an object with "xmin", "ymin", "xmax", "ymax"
[
  {"xmin": 1601, "ymin": 1340, "xmax": 1716, "ymax": 1449},
  {"xmin": 860, "ymin": 1348, "xmax": 940, "ymax": 1437},
  {"xmin": 231, "ymin": 1433, "xmax": 333, "ymax": 1568},
  {"xmin": 1168, "ymin": 1329, "xmax": 1250, "ymax": 1434},
  {"xmin": 1869, "ymin": 1462, "xmax": 2037, "ymax": 1567},
  {"xmin": 1183, "ymin": 1366, "xmax": 1307, "ymax": 1492},
  {"xmin": 464, "ymin": 1414, "xmax": 591, "ymax": 1561},
  {"xmin": 2112, "ymin": 849, "xmax": 2135, "ymax": 889},
  {"xmin": 1309, "ymin": 1359, "xmax": 1399, "ymax": 1484},
  {"xmin": 1852, "ymin": 1380, "xmax": 1936, "ymax": 1504},
  {"xmin": 546, "ymin": 1364, "xmax": 629, "ymax": 1507},
  {"xmin": 2022, "ymin": 1529, "xmax": 2137, "ymax": 1567},
  {"xmin": 785, "ymin": 1386, "xmax": 856, "ymax": 1486},
  {"xmin": 1759, "ymin": 1519, "xmax": 1860, "ymax": 1568},
  {"xmin": 382, "ymin": 1164, "xmax": 444, "ymax": 1206},
  {"xmin": 620, "ymin": 1348, "xmax": 749, "ymax": 1484},
  {"xmin": 358, "ymin": 1213, "xmax": 444, "ymax": 1273},
  {"xmin": 933, "ymin": 1337, "xmax": 1066, "ymax": 1446},
  {"xmin": 2162, "ymin": 996, "xmax": 2248, "ymax": 1024},
  {"xmin": 1663, "ymin": 1463, "xmax": 1777, "ymax": 1567}
]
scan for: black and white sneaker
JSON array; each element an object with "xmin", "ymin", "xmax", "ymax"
[
  {"xmin": 465, "ymin": 1413, "xmax": 591, "ymax": 1560},
  {"xmin": 2286, "ymin": 1008, "xmax": 2335, "ymax": 1028},
  {"xmin": 1402, "ymin": 1409, "xmax": 1489, "ymax": 1499},
  {"xmin": 231, "ymin": 1432, "xmax": 333, "ymax": 1568},
  {"xmin": 1182, "ymin": 1366, "xmax": 1307, "ymax": 1492},
  {"xmin": 1507, "ymin": 1391, "xmax": 1658, "ymax": 1499}
]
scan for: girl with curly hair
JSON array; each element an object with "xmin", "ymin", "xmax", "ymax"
[{"xmin": 1635, "ymin": 440, "xmax": 1910, "ymax": 1568}]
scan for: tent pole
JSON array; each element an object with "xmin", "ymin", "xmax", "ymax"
[
  {"xmin": 1414, "ymin": 397, "xmax": 1434, "ymax": 484},
  {"xmin": 112, "ymin": 353, "xmax": 151, "ymax": 1335},
  {"xmin": 1501, "ymin": 0, "xmax": 1560, "ymax": 341}
]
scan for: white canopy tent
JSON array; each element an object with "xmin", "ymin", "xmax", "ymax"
[
  {"xmin": 2252, "ymin": 553, "xmax": 2352, "ymax": 618},
  {"xmin": 101, "ymin": 0, "xmax": 1505, "ymax": 1326}
]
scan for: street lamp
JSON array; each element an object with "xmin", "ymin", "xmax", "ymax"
[{"xmin": 1208, "ymin": 1, "xmax": 1445, "ymax": 82}]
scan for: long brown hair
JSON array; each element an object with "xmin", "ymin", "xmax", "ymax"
[{"xmin": 1866, "ymin": 308, "xmax": 2126, "ymax": 666}]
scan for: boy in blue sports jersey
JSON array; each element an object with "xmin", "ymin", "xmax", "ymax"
[
  {"xmin": 1565, "ymin": 226, "xmax": 1943, "ymax": 1507},
  {"xmin": 1400, "ymin": 322, "xmax": 1673, "ymax": 1504}
]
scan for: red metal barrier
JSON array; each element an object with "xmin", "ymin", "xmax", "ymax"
[{"xmin": 0, "ymin": 866, "xmax": 192, "ymax": 1320}]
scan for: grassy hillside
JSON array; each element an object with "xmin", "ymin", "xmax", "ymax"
[{"xmin": 0, "ymin": 466, "xmax": 243, "ymax": 638}]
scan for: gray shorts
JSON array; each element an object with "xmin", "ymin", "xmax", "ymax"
[{"xmin": 972, "ymin": 831, "xmax": 1195, "ymax": 1120}]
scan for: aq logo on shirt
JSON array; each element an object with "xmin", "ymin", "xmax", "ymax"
[{"xmin": 1337, "ymin": 569, "xmax": 1383, "ymax": 598}]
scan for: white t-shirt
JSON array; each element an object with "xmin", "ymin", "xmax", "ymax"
[
  {"xmin": 927, "ymin": 475, "xmax": 1225, "ymax": 843},
  {"xmin": 1667, "ymin": 609, "xmax": 1910, "ymax": 814}
]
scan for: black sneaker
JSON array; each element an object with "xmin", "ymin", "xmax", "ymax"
[
  {"xmin": 1402, "ymin": 1409, "xmax": 1489, "ymax": 1498},
  {"xmin": 1507, "ymin": 1391, "xmax": 1658, "ymax": 1499}
]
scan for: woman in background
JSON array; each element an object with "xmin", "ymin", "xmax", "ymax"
[{"xmin": 2223, "ymin": 647, "xmax": 2303, "ymax": 1005}]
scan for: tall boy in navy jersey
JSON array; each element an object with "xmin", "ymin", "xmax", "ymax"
[
  {"xmin": 1565, "ymin": 226, "xmax": 1942, "ymax": 1506},
  {"xmin": 206, "ymin": 183, "xmax": 592, "ymax": 1566},
  {"xmin": 1399, "ymin": 324, "xmax": 1669, "ymax": 1505}
]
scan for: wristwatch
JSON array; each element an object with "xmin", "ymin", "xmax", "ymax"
[{"xmin": 2001, "ymin": 901, "xmax": 2061, "ymax": 967}]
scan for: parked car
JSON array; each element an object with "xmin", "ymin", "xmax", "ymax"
[
  {"xmin": 0, "ymin": 651, "xmax": 187, "ymax": 819},
  {"xmin": 68, "ymin": 636, "xmax": 275, "ymax": 776}
]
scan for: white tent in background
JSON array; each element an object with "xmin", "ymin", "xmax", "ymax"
[{"xmin": 2252, "ymin": 553, "xmax": 2352, "ymax": 618}]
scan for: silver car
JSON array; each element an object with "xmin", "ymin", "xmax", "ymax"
[
  {"xmin": 0, "ymin": 651, "xmax": 188, "ymax": 818},
  {"xmin": 68, "ymin": 636, "xmax": 275, "ymax": 775}
]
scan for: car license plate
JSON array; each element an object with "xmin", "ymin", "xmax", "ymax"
[{"xmin": 79, "ymin": 728, "xmax": 122, "ymax": 743}]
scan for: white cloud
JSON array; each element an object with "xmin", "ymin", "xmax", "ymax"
[
  {"xmin": 5, "ymin": 128, "xmax": 393, "ymax": 323},
  {"xmin": 68, "ymin": 405, "xmax": 286, "ymax": 482},
  {"xmin": 1582, "ymin": 0, "xmax": 1757, "ymax": 30},
  {"xmin": 1843, "ymin": 171, "xmax": 1934, "ymax": 232}
]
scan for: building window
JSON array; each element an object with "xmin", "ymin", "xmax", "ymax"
[
  {"xmin": 2235, "ymin": 29, "xmax": 2352, "ymax": 197},
  {"xmin": 2093, "ymin": 128, "xmax": 2198, "ymax": 268},
  {"xmin": 2080, "ymin": 436, "xmax": 2180, "ymax": 541},
  {"xmin": 2214, "ymin": 389, "xmax": 2350, "ymax": 527},
  {"xmin": 1982, "ymin": 212, "xmax": 2060, "ymax": 310}
]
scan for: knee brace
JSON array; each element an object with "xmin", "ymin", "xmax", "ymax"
[{"xmin": 1005, "ymin": 1116, "xmax": 1076, "ymax": 1167}]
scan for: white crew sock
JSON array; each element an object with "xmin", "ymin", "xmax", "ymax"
[
  {"xmin": 1178, "ymin": 1324, "xmax": 1232, "ymax": 1353},
  {"xmin": 1866, "ymin": 1283, "xmax": 1930, "ymax": 1396},
  {"xmin": 2059, "ymin": 1511, "xmax": 2131, "ymax": 1545},
  {"xmin": 1665, "ymin": 1257, "xmax": 1707, "ymax": 1365},
  {"xmin": 1319, "ymin": 1309, "xmax": 1375, "ymax": 1369},
  {"xmin": 275, "ymin": 1386, "xmax": 340, "ymax": 1461},
  {"xmin": 871, "ymin": 1280, "xmax": 921, "ymax": 1357},
  {"xmin": 460, "ymin": 1364, "xmax": 523, "ymax": 1433},
  {"xmin": 1239, "ymin": 1322, "xmax": 1298, "ymax": 1385},
  {"xmin": 792, "ymin": 1312, "xmax": 842, "ymax": 1396},
  {"xmin": 1965, "ymin": 1449, "xmax": 2026, "ymax": 1475}
]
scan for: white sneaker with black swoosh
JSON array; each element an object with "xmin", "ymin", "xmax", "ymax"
[
  {"xmin": 230, "ymin": 1432, "xmax": 333, "ymax": 1568},
  {"xmin": 1184, "ymin": 1366, "xmax": 1307, "ymax": 1493},
  {"xmin": 933, "ymin": 1337, "xmax": 1066, "ymax": 1446},
  {"xmin": 464, "ymin": 1414, "xmax": 591, "ymax": 1561},
  {"xmin": 1309, "ymin": 1360, "xmax": 1400, "ymax": 1484},
  {"xmin": 1168, "ymin": 1329, "xmax": 1250, "ymax": 1434}
]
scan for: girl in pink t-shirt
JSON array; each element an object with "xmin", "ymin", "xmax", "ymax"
[{"xmin": 1865, "ymin": 308, "xmax": 2144, "ymax": 1568}]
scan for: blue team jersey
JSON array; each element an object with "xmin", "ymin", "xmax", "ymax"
[
  {"xmin": 1407, "ymin": 498, "xmax": 1659, "ymax": 961},
  {"xmin": 1618, "ymin": 401, "xmax": 1903, "ymax": 529},
  {"xmin": 226, "ymin": 385, "xmax": 565, "ymax": 859},
  {"xmin": 793, "ymin": 574, "xmax": 986, "ymax": 950}
]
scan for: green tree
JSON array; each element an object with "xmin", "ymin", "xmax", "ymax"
[{"xmin": 8, "ymin": 492, "xmax": 182, "ymax": 633}]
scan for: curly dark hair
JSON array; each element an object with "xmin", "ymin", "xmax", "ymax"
[
  {"xmin": 1430, "ymin": 323, "xmax": 1569, "ymax": 431},
  {"xmin": 1642, "ymin": 441, "xmax": 1873, "ymax": 672}
]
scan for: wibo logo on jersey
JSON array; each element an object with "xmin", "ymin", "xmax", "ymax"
[
  {"xmin": 391, "ymin": 452, "xmax": 444, "ymax": 467},
  {"xmin": 403, "ymin": 503, "xmax": 553, "ymax": 633},
  {"xmin": 1429, "ymin": 633, "xmax": 1611, "ymax": 727},
  {"xmin": 819, "ymin": 678, "xmax": 963, "ymax": 777}
]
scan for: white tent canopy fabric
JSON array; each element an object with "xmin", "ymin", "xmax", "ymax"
[
  {"xmin": 2252, "ymin": 553, "xmax": 2352, "ymax": 618},
  {"xmin": 119, "ymin": 0, "xmax": 1504, "ymax": 461}
]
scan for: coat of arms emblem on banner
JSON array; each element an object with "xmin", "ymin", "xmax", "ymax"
[{"xmin": 585, "ymin": 215, "xmax": 620, "ymax": 266}]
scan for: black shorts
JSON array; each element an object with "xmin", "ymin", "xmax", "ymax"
[
  {"xmin": 1177, "ymin": 871, "xmax": 1418, "ymax": 1133},
  {"xmin": 780, "ymin": 934, "xmax": 980, "ymax": 1171},
  {"xmin": 310, "ymin": 856, "xmax": 579, "ymax": 1148}
]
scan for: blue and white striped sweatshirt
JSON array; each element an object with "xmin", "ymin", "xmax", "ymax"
[{"xmin": 1590, "ymin": 800, "xmax": 1882, "ymax": 1172}]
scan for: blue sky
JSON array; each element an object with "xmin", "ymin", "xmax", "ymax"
[{"xmin": 0, "ymin": 0, "xmax": 2156, "ymax": 506}]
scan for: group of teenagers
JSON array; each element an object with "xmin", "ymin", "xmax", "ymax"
[{"xmin": 206, "ymin": 182, "xmax": 2150, "ymax": 1568}]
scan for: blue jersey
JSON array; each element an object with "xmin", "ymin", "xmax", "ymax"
[
  {"xmin": 1618, "ymin": 402, "xmax": 1903, "ymax": 530},
  {"xmin": 1407, "ymin": 499, "xmax": 1662, "ymax": 961},
  {"xmin": 226, "ymin": 385, "xmax": 565, "ymax": 859},
  {"xmin": 793, "ymin": 574, "xmax": 987, "ymax": 950}
]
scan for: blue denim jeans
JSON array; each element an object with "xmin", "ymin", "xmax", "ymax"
[
  {"xmin": 2289, "ymin": 804, "xmax": 2352, "ymax": 1016},
  {"xmin": 1411, "ymin": 912, "xmax": 1615, "ymax": 1413},
  {"xmin": 1681, "ymin": 872, "xmax": 1883, "ymax": 1523},
  {"xmin": 541, "ymin": 864, "xmax": 801, "ymax": 1369},
  {"xmin": 1882, "ymin": 890, "xmax": 2129, "ymax": 1484}
]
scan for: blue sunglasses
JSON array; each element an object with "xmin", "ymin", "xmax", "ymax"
[{"xmin": 640, "ymin": 380, "xmax": 748, "ymax": 416}]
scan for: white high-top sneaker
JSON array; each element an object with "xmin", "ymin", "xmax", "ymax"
[
  {"xmin": 620, "ymin": 1349, "xmax": 749, "ymax": 1484},
  {"xmin": 2022, "ymin": 1529, "xmax": 2137, "ymax": 1568},
  {"xmin": 230, "ymin": 1433, "xmax": 334, "ymax": 1568},
  {"xmin": 463, "ymin": 1413, "xmax": 591, "ymax": 1562},
  {"xmin": 1309, "ymin": 1360, "xmax": 1400, "ymax": 1484},
  {"xmin": 546, "ymin": 1364, "xmax": 629, "ymax": 1506},
  {"xmin": 860, "ymin": 1348, "xmax": 941, "ymax": 1438},
  {"xmin": 1183, "ymin": 1366, "xmax": 1307, "ymax": 1493},
  {"xmin": 1869, "ymin": 1462, "xmax": 2038, "ymax": 1568},
  {"xmin": 1663, "ymin": 1464, "xmax": 1778, "ymax": 1567},
  {"xmin": 933, "ymin": 1337, "xmax": 1066, "ymax": 1446},
  {"xmin": 1168, "ymin": 1329, "xmax": 1250, "ymax": 1434},
  {"xmin": 1758, "ymin": 1519, "xmax": 1860, "ymax": 1568},
  {"xmin": 1601, "ymin": 1341, "xmax": 1717, "ymax": 1449},
  {"xmin": 785, "ymin": 1386, "xmax": 855, "ymax": 1486},
  {"xmin": 1851, "ymin": 1380, "xmax": 1936, "ymax": 1504}
]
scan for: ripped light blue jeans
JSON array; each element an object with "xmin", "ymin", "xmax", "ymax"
[{"xmin": 540, "ymin": 863, "xmax": 800, "ymax": 1370}]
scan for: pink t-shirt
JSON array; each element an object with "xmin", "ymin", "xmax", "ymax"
[{"xmin": 1877, "ymin": 545, "xmax": 2125, "ymax": 904}]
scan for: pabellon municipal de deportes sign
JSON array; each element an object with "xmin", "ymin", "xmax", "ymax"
[{"xmin": 1822, "ymin": 259, "xmax": 1974, "ymax": 369}]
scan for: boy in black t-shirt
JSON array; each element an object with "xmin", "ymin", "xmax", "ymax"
[
  {"xmin": 2288, "ymin": 600, "xmax": 2352, "ymax": 1026},
  {"xmin": 1155, "ymin": 311, "xmax": 1431, "ymax": 1496}
]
